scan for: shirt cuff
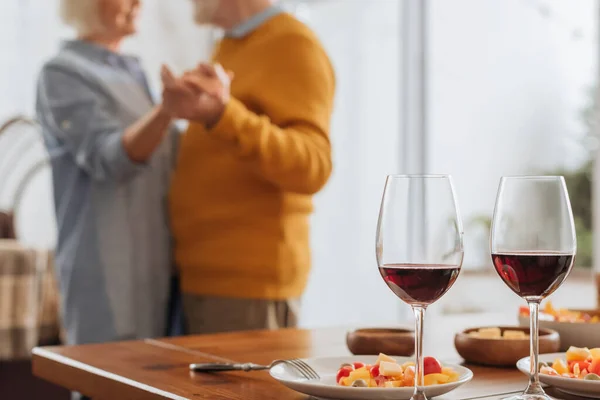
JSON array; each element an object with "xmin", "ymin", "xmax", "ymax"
[{"xmin": 103, "ymin": 131, "xmax": 147, "ymax": 179}]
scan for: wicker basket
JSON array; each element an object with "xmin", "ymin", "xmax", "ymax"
[{"xmin": 0, "ymin": 116, "xmax": 62, "ymax": 360}]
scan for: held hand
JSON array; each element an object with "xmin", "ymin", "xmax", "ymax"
[
  {"xmin": 181, "ymin": 63, "xmax": 234, "ymax": 127},
  {"xmin": 160, "ymin": 65, "xmax": 204, "ymax": 120},
  {"xmin": 160, "ymin": 64, "xmax": 234, "ymax": 127}
]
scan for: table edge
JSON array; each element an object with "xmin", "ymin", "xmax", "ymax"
[{"xmin": 32, "ymin": 347, "xmax": 188, "ymax": 400}]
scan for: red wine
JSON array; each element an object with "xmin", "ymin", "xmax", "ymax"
[
  {"xmin": 492, "ymin": 252, "xmax": 574, "ymax": 299},
  {"xmin": 379, "ymin": 264, "xmax": 461, "ymax": 307}
]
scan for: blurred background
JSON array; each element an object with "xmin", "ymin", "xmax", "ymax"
[{"xmin": 0, "ymin": 0, "xmax": 598, "ymax": 340}]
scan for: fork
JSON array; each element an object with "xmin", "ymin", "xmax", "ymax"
[{"xmin": 189, "ymin": 358, "xmax": 320, "ymax": 380}]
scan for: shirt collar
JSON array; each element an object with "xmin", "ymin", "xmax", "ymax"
[
  {"xmin": 62, "ymin": 39, "xmax": 140, "ymax": 69},
  {"xmin": 225, "ymin": 5, "xmax": 284, "ymax": 39}
]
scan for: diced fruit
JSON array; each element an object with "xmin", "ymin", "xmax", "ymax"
[
  {"xmin": 376, "ymin": 353, "xmax": 397, "ymax": 365},
  {"xmin": 370, "ymin": 365, "xmax": 380, "ymax": 378},
  {"xmin": 566, "ymin": 346, "xmax": 591, "ymax": 362},
  {"xmin": 423, "ymin": 357, "xmax": 443, "ymax": 375},
  {"xmin": 380, "ymin": 361, "xmax": 404, "ymax": 378},
  {"xmin": 384, "ymin": 380, "xmax": 403, "ymax": 388},
  {"xmin": 581, "ymin": 369, "xmax": 589, "ymax": 379},
  {"xmin": 568, "ymin": 360, "xmax": 591, "ymax": 373},
  {"xmin": 403, "ymin": 366, "xmax": 415, "ymax": 386},
  {"xmin": 401, "ymin": 361, "xmax": 416, "ymax": 370},
  {"xmin": 551, "ymin": 358, "xmax": 568, "ymax": 375},
  {"xmin": 336, "ymin": 367, "xmax": 353, "ymax": 384},
  {"xmin": 544, "ymin": 302, "xmax": 557, "ymax": 315},
  {"xmin": 519, "ymin": 305, "xmax": 530, "ymax": 316},
  {"xmin": 375, "ymin": 375, "xmax": 387, "ymax": 387},
  {"xmin": 590, "ymin": 359, "xmax": 600, "ymax": 375},
  {"xmin": 591, "ymin": 348, "xmax": 600, "ymax": 361},
  {"xmin": 336, "ymin": 357, "xmax": 458, "ymax": 388},
  {"xmin": 540, "ymin": 366, "xmax": 559, "ymax": 376},
  {"xmin": 442, "ymin": 367, "xmax": 460, "ymax": 382},
  {"xmin": 348, "ymin": 367, "xmax": 371, "ymax": 381},
  {"xmin": 424, "ymin": 373, "xmax": 450, "ymax": 386}
]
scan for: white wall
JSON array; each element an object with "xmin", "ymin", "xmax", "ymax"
[
  {"xmin": 429, "ymin": 0, "xmax": 598, "ymax": 270},
  {"xmin": 301, "ymin": 1, "xmax": 406, "ymax": 328},
  {"xmin": 303, "ymin": 0, "xmax": 598, "ymax": 325}
]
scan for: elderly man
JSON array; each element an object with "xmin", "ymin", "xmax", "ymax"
[
  {"xmin": 163, "ymin": 0, "xmax": 336, "ymax": 334},
  {"xmin": 37, "ymin": 0, "xmax": 183, "ymax": 353}
]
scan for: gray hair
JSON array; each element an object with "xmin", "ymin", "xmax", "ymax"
[{"xmin": 60, "ymin": 0, "xmax": 103, "ymax": 36}]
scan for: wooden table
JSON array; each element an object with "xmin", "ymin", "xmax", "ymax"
[{"xmin": 31, "ymin": 313, "xmax": 578, "ymax": 400}]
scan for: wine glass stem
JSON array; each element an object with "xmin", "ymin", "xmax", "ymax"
[
  {"xmin": 525, "ymin": 300, "xmax": 545, "ymax": 395},
  {"xmin": 412, "ymin": 306, "xmax": 426, "ymax": 400}
]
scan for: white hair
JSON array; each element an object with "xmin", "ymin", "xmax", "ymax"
[{"xmin": 60, "ymin": 0, "xmax": 103, "ymax": 36}]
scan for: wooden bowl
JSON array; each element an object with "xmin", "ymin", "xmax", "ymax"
[
  {"xmin": 518, "ymin": 309, "xmax": 600, "ymax": 351},
  {"xmin": 346, "ymin": 328, "xmax": 415, "ymax": 356},
  {"xmin": 454, "ymin": 326, "xmax": 560, "ymax": 367}
]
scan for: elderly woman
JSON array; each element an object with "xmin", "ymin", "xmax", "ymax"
[{"xmin": 36, "ymin": 0, "xmax": 182, "ymax": 347}]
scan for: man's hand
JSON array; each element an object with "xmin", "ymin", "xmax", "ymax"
[{"xmin": 160, "ymin": 64, "xmax": 233, "ymax": 128}]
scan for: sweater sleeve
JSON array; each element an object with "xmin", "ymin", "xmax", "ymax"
[{"xmin": 207, "ymin": 32, "xmax": 336, "ymax": 195}]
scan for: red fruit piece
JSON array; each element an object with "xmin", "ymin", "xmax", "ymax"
[{"xmin": 336, "ymin": 366, "xmax": 353, "ymax": 384}]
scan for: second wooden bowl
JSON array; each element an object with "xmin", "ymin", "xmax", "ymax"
[
  {"xmin": 454, "ymin": 326, "xmax": 560, "ymax": 367},
  {"xmin": 346, "ymin": 328, "xmax": 415, "ymax": 356}
]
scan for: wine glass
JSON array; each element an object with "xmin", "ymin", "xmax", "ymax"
[
  {"xmin": 491, "ymin": 176, "xmax": 576, "ymax": 400},
  {"xmin": 376, "ymin": 175, "xmax": 464, "ymax": 400}
]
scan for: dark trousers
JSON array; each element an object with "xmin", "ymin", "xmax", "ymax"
[{"xmin": 166, "ymin": 275, "xmax": 186, "ymax": 337}]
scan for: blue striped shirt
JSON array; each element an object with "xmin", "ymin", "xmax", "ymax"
[{"xmin": 36, "ymin": 40, "xmax": 178, "ymax": 344}]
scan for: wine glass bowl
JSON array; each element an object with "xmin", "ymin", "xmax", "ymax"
[
  {"xmin": 491, "ymin": 252, "xmax": 574, "ymax": 300},
  {"xmin": 378, "ymin": 264, "xmax": 461, "ymax": 307},
  {"xmin": 491, "ymin": 176, "xmax": 576, "ymax": 400},
  {"xmin": 376, "ymin": 175, "xmax": 464, "ymax": 400}
]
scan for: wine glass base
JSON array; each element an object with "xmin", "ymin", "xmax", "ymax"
[
  {"xmin": 409, "ymin": 392, "xmax": 427, "ymax": 400},
  {"xmin": 502, "ymin": 394, "xmax": 552, "ymax": 400}
]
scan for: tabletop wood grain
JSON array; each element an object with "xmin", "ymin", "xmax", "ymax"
[{"xmin": 32, "ymin": 313, "xmax": 571, "ymax": 400}]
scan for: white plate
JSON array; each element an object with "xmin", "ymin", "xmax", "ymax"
[
  {"xmin": 269, "ymin": 355, "xmax": 473, "ymax": 400},
  {"xmin": 517, "ymin": 352, "xmax": 600, "ymax": 399}
]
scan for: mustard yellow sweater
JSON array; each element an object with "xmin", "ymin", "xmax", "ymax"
[{"xmin": 169, "ymin": 13, "xmax": 336, "ymax": 300}]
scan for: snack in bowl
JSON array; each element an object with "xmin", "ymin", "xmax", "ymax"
[
  {"xmin": 539, "ymin": 346, "xmax": 600, "ymax": 381},
  {"xmin": 518, "ymin": 302, "xmax": 600, "ymax": 351},
  {"xmin": 467, "ymin": 327, "xmax": 528, "ymax": 339},
  {"xmin": 519, "ymin": 301, "xmax": 599, "ymax": 323},
  {"xmin": 336, "ymin": 353, "xmax": 459, "ymax": 388},
  {"xmin": 454, "ymin": 326, "xmax": 560, "ymax": 367}
]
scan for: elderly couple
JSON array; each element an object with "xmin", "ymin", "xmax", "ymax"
[{"xmin": 36, "ymin": 0, "xmax": 335, "ymax": 347}]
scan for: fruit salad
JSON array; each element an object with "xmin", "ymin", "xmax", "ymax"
[
  {"xmin": 336, "ymin": 353, "xmax": 460, "ymax": 388},
  {"xmin": 540, "ymin": 346, "xmax": 600, "ymax": 381},
  {"xmin": 519, "ymin": 301, "xmax": 599, "ymax": 323}
]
